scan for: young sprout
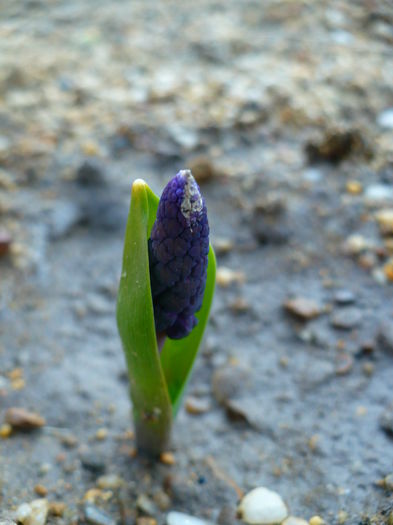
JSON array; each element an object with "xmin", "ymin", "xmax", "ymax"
[{"xmin": 117, "ymin": 170, "xmax": 216, "ymax": 457}]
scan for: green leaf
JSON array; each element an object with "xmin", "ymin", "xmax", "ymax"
[
  {"xmin": 160, "ymin": 245, "xmax": 216, "ymax": 415},
  {"xmin": 116, "ymin": 179, "xmax": 172, "ymax": 455}
]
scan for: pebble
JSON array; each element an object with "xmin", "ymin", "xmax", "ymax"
[
  {"xmin": 97, "ymin": 474, "xmax": 124, "ymax": 490},
  {"xmin": 282, "ymin": 518, "xmax": 309, "ymax": 525},
  {"xmin": 364, "ymin": 184, "xmax": 393, "ymax": 206},
  {"xmin": 251, "ymin": 194, "xmax": 290, "ymax": 245},
  {"xmin": 377, "ymin": 108, "xmax": 393, "ymax": 129},
  {"xmin": 160, "ymin": 452, "xmax": 176, "ymax": 465},
  {"xmin": 137, "ymin": 519, "xmax": 157, "ymax": 525},
  {"xmin": 212, "ymin": 362, "xmax": 250, "ymax": 405},
  {"xmin": 0, "ymin": 229, "xmax": 12, "ymax": 256},
  {"xmin": 34, "ymin": 485, "xmax": 48, "ymax": 497},
  {"xmin": 330, "ymin": 308, "xmax": 362, "ymax": 330},
  {"xmin": 343, "ymin": 234, "xmax": 371, "ymax": 255},
  {"xmin": 76, "ymin": 160, "xmax": 106, "ymax": 187},
  {"xmin": 375, "ymin": 209, "xmax": 393, "ymax": 236},
  {"xmin": 212, "ymin": 237, "xmax": 234, "ymax": 255},
  {"xmin": 305, "ymin": 128, "xmax": 371, "ymax": 165},
  {"xmin": 237, "ymin": 486, "xmax": 288, "ymax": 525},
  {"xmin": 382, "ymin": 473, "xmax": 393, "ymax": 490},
  {"xmin": 216, "ymin": 267, "xmax": 246, "ymax": 287},
  {"xmin": 16, "ymin": 499, "xmax": 49, "ymax": 525},
  {"xmin": 166, "ymin": 511, "xmax": 215, "ymax": 525},
  {"xmin": 80, "ymin": 451, "xmax": 106, "ymax": 474},
  {"xmin": 0, "ymin": 423, "xmax": 12, "ymax": 438},
  {"xmin": 334, "ymin": 290, "xmax": 356, "ymax": 305},
  {"xmin": 185, "ymin": 396, "xmax": 211, "ymax": 414},
  {"xmin": 284, "ymin": 297, "xmax": 323, "ymax": 321},
  {"xmin": 309, "ymin": 517, "xmax": 324, "ymax": 525},
  {"xmin": 188, "ymin": 157, "xmax": 217, "ymax": 183},
  {"xmin": 5, "ymin": 407, "xmax": 45, "ymax": 430},
  {"xmin": 48, "ymin": 502, "xmax": 66, "ymax": 517},
  {"xmin": 83, "ymin": 504, "xmax": 116, "ymax": 525},
  {"xmin": 229, "ymin": 297, "xmax": 250, "ymax": 314},
  {"xmin": 377, "ymin": 320, "xmax": 393, "ymax": 354},
  {"xmin": 383, "ymin": 259, "xmax": 393, "ymax": 282},
  {"xmin": 136, "ymin": 494, "xmax": 157, "ymax": 516}
]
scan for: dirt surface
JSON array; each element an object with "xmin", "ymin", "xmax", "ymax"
[{"xmin": 1, "ymin": 1, "xmax": 393, "ymax": 524}]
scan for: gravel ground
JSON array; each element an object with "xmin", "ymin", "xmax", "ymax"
[{"xmin": 1, "ymin": 1, "xmax": 393, "ymax": 524}]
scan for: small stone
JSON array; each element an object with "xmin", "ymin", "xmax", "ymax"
[
  {"xmin": 284, "ymin": 297, "xmax": 323, "ymax": 321},
  {"xmin": 76, "ymin": 160, "xmax": 106, "ymax": 187},
  {"xmin": 48, "ymin": 502, "xmax": 66, "ymax": 517},
  {"xmin": 166, "ymin": 511, "xmax": 215, "ymax": 525},
  {"xmin": 60, "ymin": 433, "xmax": 78, "ymax": 448},
  {"xmin": 383, "ymin": 259, "xmax": 393, "ymax": 281},
  {"xmin": 0, "ymin": 423, "xmax": 12, "ymax": 438},
  {"xmin": 343, "ymin": 234, "xmax": 371, "ymax": 255},
  {"xmin": 5, "ymin": 408, "xmax": 45, "ymax": 431},
  {"xmin": 237, "ymin": 487, "xmax": 288, "ymax": 524},
  {"xmin": 305, "ymin": 128, "xmax": 371, "ymax": 165},
  {"xmin": 97, "ymin": 475, "xmax": 124, "ymax": 490},
  {"xmin": 34, "ymin": 485, "xmax": 48, "ymax": 497},
  {"xmin": 309, "ymin": 517, "xmax": 324, "ymax": 525},
  {"xmin": 334, "ymin": 290, "xmax": 356, "ymax": 305},
  {"xmin": 216, "ymin": 267, "xmax": 246, "ymax": 287},
  {"xmin": 160, "ymin": 452, "xmax": 176, "ymax": 465},
  {"xmin": 188, "ymin": 157, "xmax": 217, "ymax": 183},
  {"xmin": 95, "ymin": 428, "xmax": 108, "ymax": 440},
  {"xmin": 229, "ymin": 297, "xmax": 250, "ymax": 314},
  {"xmin": 382, "ymin": 473, "xmax": 393, "ymax": 490},
  {"xmin": 364, "ymin": 185, "xmax": 393, "ymax": 206},
  {"xmin": 212, "ymin": 237, "xmax": 234, "ymax": 255},
  {"xmin": 377, "ymin": 108, "xmax": 393, "ymax": 129},
  {"xmin": 251, "ymin": 194, "xmax": 290, "ymax": 245},
  {"xmin": 375, "ymin": 209, "xmax": 393, "ymax": 236},
  {"xmin": 137, "ymin": 519, "xmax": 157, "ymax": 525},
  {"xmin": 80, "ymin": 451, "xmax": 106, "ymax": 474},
  {"xmin": 0, "ymin": 230, "xmax": 12, "ymax": 257},
  {"xmin": 212, "ymin": 363, "xmax": 250, "ymax": 405},
  {"xmin": 380, "ymin": 405, "xmax": 393, "ymax": 437},
  {"xmin": 362, "ymin": 362, "xmax": 375, "ymax": 376},
  {"xmin": 153, "ymin": 490, "xmax": 171, "ymax": 511},
  {"xmin": 282, "ymin": 518, "xmax": 309, "ymax": 525},
  {"xmin": 337, "ymin": 511, "xmax": 348, "ymax": 524},
  {"xmin": 136, "ymin": 494, "xmax": 157, "ymax": 516},
  {"xmin": 330, "ymin": 308, "xmax": 362, "ymax": 330},
  {"xmin": 377, "ymin": 320, "xmax": 393, "ymax": 354},
  {"xmin": 83, "ymin": 504, "xmax": 116, "ymax": 525},
  {"xmin": 185, "ymin": 396, "xmax": 211, "ymax": 415},
  {"xmin": 16, "ymin": 499, "xmax": 49, "ymax": 525},
  {"xmin": 346, "ymin": 181, "xmax": 362, "ymax": 195},
  {"xmin": 335, "ymin": 354, "xmax": 354, "ymax": 376}
]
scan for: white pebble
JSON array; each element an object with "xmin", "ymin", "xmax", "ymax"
[
  {"xmin": 238, "ymin": 487, "xmax": 288, "ymax": 525},
  {"xmin": 377, "ymin": 108, "xmax": 393, "ymax": 129},
  {"xmin": 166, "ymin": 511, "xmax": 215, "ymax": 525},
  {"xmin": 16, "ymin": 499, "xmax": 49, "ymax": 525},
  {"xmin": 283, "ymin": 517, "xmax": 309, "ymax": 525}
]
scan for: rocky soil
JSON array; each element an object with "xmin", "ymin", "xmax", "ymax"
[{"xmin": 0, "ymin": 1, "xmax": 393, "ymax": 524}]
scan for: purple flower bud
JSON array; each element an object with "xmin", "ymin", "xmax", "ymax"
[{"xmin": 149, "ymin": 170, "xmax": 209, "ymax": 339}]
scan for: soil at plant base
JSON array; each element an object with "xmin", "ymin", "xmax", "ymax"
[{"xmin": 1, "ymin": 1, "xmax": 393, "ymax": 524}]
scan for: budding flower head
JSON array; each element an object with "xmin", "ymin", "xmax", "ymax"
[{"xmin": 149, "ymin": 170, "xmax": 209, "ymax": 340}]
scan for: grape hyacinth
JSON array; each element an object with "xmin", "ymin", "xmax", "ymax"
[{"xmin": 148, "ymin": 170, "xmax": 209, "ymax": 340}]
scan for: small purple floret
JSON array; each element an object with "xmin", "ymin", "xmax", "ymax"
[{"xmin": 149, "ymin": 170, "xmax": 209, "ymax": 339}]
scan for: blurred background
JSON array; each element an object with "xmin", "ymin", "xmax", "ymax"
[{"xmin": 0, "ymin": 1, "xmax": 393, "ymax": 524}]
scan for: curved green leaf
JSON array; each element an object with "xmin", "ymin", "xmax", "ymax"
[{"xmin": 116, "ymin": 179, "xmax": 172, "ymax": 455}]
